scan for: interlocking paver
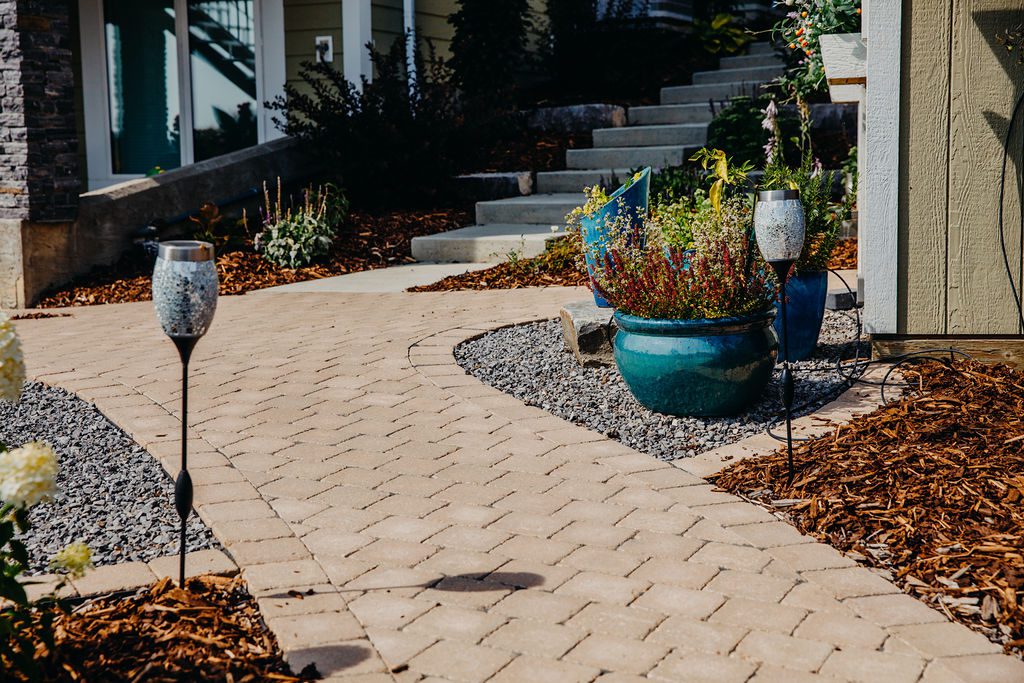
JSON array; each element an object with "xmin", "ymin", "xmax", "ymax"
[{"xmin": 19, "ymin": 289, "xmax": 1023, "ymax": 682}]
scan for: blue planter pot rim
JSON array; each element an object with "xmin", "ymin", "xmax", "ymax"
[{"xmin": 613, "ymin": 307, "xmax": 778, "ymax": 337}]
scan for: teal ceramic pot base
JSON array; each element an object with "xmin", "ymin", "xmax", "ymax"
[{"xmin": 613, "ymin": 309, "xmax": 779, "ymax": 417}]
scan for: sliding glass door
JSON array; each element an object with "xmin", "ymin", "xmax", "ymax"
[{"xmin": 80, "ymin": 0, "xmax": 283, "ymax": 188}]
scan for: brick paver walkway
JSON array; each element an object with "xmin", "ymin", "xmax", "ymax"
[{"xmin": 15, "ymin": 289, "xmax": 1024, "ymax": 683}]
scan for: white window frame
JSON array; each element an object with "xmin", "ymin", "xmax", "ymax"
[{"xmin": 78, "ymin": 0, "xmax": 285, "ymax": 190}]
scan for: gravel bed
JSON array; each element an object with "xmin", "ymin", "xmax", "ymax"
[
  {"xmin": 1, "ymin": 382, "xmax": 219, "ymax": 575},
  {"xmin": 456, "ymin": 309, "xmax": 863, "ymax": 461}
]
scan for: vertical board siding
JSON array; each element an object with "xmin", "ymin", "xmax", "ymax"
[
  {"xmin": 899, "ymin": 0, "xmax": 952, "ymax": 334},
  {"xmin": 946, "ymin": 0, "xmax": 1024, "ymax": 333},
  {"xmin": 900, "ymin": 0, "xmax": 1024, "ymax": 334}
]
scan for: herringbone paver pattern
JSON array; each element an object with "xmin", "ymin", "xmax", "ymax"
[{"xmin": 14, "ymin": 289, "xmax": 1024, "ymax": 682}]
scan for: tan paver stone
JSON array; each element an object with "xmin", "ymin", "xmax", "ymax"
[
  {"xmin": 364, "ymin": 628, "xmax": 437, "ymax": 670},
  {"xmin": 691, "ymin": 501, "xmax": 780, "ymax": 527},
  {"xmin": 350, "ymin": 539, "xmax": 438, "ymax": 568},
  {"xmin": 560, "ymin": 546, "xmax": 645, "ymax": 576},
  {"xmin": 545, "ymin": 479, "xmax": 623, "ymax": 503},
  {"xmin": 211, "ymin": 516, "xmax": 294, "ymax": 543},
  {"xmin": 363, "ymin": 516, "xmax": 449, "ymax": 543},
  {"xmin": 705, "ymin": 569, "xmax": 796, "ymax": 603},
  {"xmin": 489, "ymin": 656, "xmax": 598, "ymax": 683},
  {"xmin": 618, "ymin": 532, "xmax": 705, "ymax": 562},
  {"xmin": 301, "ymin": 528, "xmax": 373, "ymax": 558},
  {"xmin": 72, "ymin": 561, "xmax": 156, "ymax": 596},
  {"xmin": 556, "ymin": 571, "xmax": 650, "ymax": 605},
  {"xmin": 710, "ymin": 598, "xmax": 808, "ymax": 635},
  {"xmin": 427, "ymin": 503, "xmax": 506, "ymax": 527},
  {"xmin": 489, "ymin": 511, "xmax": 569, "ymax": 538},
  {"xmin": 606, "ymin": 486, "xmax": 676, "ymax": 511},
  {"xmin": 406, "ymin": 604, "xmax": 507, "ymax": 643},
  {"xmin": 566, "ymin": 602, "xmax": 665, "ymax": 639},
  {"xmin": 416, "ymin": 548, "xmax": 507, "ymax": 579},
  {"xmin": 285, "ymin": 640, "xmax": 387, "ymax": 679},
  {"xmin": 803, "ymin": 566, "xmax": 902, "ymax": 599},
  {"xmin": 765, "ymin": 543, "xmax": 857, "ymax": 572},
  {"xmin": 794, "ymin": 611, "xmax": 888, "ymax": 650},
  {"xmin": 304, "ymin": 507, "xmax": 388, "ymax": 532},
  {"xmin": 781, "ymin": 582, "xmax": 846, "ymax": 613},
  {"xmin": 629, "ymin": 558, "xmax": 719, "ymax": 589},
  {"xmin": 734, "ymin": 631, "xmax": 834, "ymax": 673},
  {"xmin": 271, "ymin": 498, "xmax": 330, "ymax": 523},
  {"xmin": 551, "ymin": 521, "xmax": 635, "ymax": 548},
  {"xmin": 229, "ymin": 537, "xmax": 311, "ymax": 565},
  {"xmin": 818, "ymin": 648, "xmax": 926, "ymax": 683},
  {"xmin": 688, "ymin": 541, "xmax": 770, "ymax": 572},
  {"xmin": 488, "ymin": 559, "xmax": 577, "ymax": 591},
  {"xmin": 683, "ymin": 516, "xmax": 750, "ymax": 544},
  {"xmin": 345, "ymin": 566, "xmax": 439, "ymax": 594},
  {"xmin": 271, "ymin": 610, "xmax": 366, "ymax": 648},
  {"xmin": 615, "ymin": 508, "xmax": 699, "ymax": 535},
  {"xmin": 418, "ymin": 576, "xmax": 513, "ymax": 609},
  {"xmin": 931, "ymin": 653, "xmax": 1024, "ymax": 683},
  {"xmin": 148, "ymin": 549, "xmax": 236, "ymax": 579},
  {"xmin": 484, "ymin": 618, "xmax": 587, "ymax": 658},
  {"xmin": 408, "ymin": 640, "xmax": 514, "ymax": 683},
  {"xmin": 492, "ymin": 589, "xmax": 587, "ymax": 623},
  {"xmin": 750, "ymin": 665, "xmax": 844, "ymax": 682},
  {"xmin": 647, "ymin": 653, "xmax": 756, "ymax": 683},
  {"xmin": 346, "ymin": 593, "xmax": 435, "ymax": 629},
  {"xmin": 194, "ymin": 481, "xmax": 261, "ymax": 504},
  {"xmin": 257, "ymin": 586, "xmax": 347, "ymax": 619},
  {"xmin": 564, "ymin": 634, "xmax": 670, "ymax": 675},
  {"xmin": 632, "ymin": 583, "xmax": 726, "ymax": 619},
  {"xmin": 433, "ymin": 482, "xmax": 507, "ymax": 506},
  {"xmin": 244, "ymin": 559, "xmax": 330, "ymax": 592},
  {"xmin": 428, "ymin": 525, "xmax": 510, "ymax": 552},
  {"xmin": 553, "ymin": 500, "xmax": 633, "ymax": 525},
  {"xmin": 891, "ymin": 622, "xmax": 1004, "ymax": 657},
  {"xmin": 845, "ymin": 594, "xmax": 948, "ymax": 627},
  {"xmin": 311, "ymin": 485, "xmax": 389, "ymax": 510},
  {"xmin": 646, "ymin": 616, "xmax": 747, "ymax": 654},
  {"xmin": 661, "ymin": 485, "xmax": 738, "ymax": 506}
]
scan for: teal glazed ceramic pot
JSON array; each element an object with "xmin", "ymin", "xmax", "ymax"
[
  {"xmin": 773, "ymin": 270, "xmax": 828, "ymax": 362},
  {"xmin": 613, "ymin": 309, "xmax": 779, "ymax": 417},
  {"xmin": 581, "ymin": 167, "xmax": 651, "ymax": 308}
]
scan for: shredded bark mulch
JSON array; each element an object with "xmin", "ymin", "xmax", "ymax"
[
  {"xmin": 828, "ymin": 238, "xmax": 858, "ymax": 270},
  {"xmin": 471, "ymin": 133, "xmax": 590, "ymax": 174},
  {"xmin": 408, "ymin": 239, "xmax": 587, "ymax": 292},
  {"xmin": 37, "ymin": 206, "xmax": 472, "ymax": 308},
  {"xmin": 10, "ymin": 575, "xmax": 310, "ymax": 681},
  {"xmin": 712, "ymin": 359, "xmax": 1024, "ymax": 655}
]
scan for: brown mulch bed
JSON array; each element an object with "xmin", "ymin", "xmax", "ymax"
[
  {"xmin": 409, "ymin": 238, "xmax": 588, "ymax": 292},
  {"xmin": 37, "ymin": 206, "xmax": 472, "ymax": 308},
  {"xmin": 828, "ymin": 238, "xmax": 858, "ymax": 270},
  {"xmin": 15, "ymin": 575, "xmax": 311, "ymax": 681},
  {"xmin": 471, "ymin": 133, "xmax": 590, "ymax": 174},
  {"xmin": 712, "ymin": 359, "xmax": 1024, "ymax": 655}
]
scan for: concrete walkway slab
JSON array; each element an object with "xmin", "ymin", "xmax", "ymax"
[{"xmin": 255, "ymin": 263, "xmax": 495, "ymax": 294}]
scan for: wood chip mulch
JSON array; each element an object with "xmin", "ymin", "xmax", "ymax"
[
  {"xmin": 12, "ymin": 575, "xmax": 311, "ymax": 682},
  {"xmin": 712, "ymin": 359, "xmax": 1024, "ymax": 655},
  {"xmin": 36, "ymin": 206, "xmax": 472, "ymax": 308},
  {"xmin": 408, "ymin": 240, "xmax": 588, "ymax": 292},
  {"xmin": 828, "ymin": 238, "xmax": 858, "ymax": 270}
]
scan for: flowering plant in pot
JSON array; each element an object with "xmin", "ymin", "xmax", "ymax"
[{"xmin": 594, "ymin": 198, "xmax": 778, "ymax": 417}]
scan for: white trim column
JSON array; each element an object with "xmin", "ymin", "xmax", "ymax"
[
  {"xmin": 862, "ymin": 0, "xmax": 902, "ymax": 334},
  {"xmin": 343, "ymin": 0, "xmax": 373, "ymax": 89}
]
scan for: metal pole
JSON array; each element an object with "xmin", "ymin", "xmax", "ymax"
[
  {"xmin": 780, "ymin": 276, "xmax": 795, "ymax": 485},
  {"xmin": 173, "ymin": 338, "xmax": 197, "ymax": 588}
]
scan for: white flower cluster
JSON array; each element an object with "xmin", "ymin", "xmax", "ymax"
[
  {"xmin": 0, "ymin": 312, "xmax": 25, "ymax": 403},
  {"xmin": 0, "ymin": 441, "xmax": 58, "ymax": 509},
  {"xmin": 50, "ymin": 541, "xmax": 93, "ymax": 579}
]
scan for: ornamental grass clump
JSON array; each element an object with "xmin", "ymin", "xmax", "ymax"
[{"xmin": 595, "ymin": 200, "xmax": 773, "ymax": 320}]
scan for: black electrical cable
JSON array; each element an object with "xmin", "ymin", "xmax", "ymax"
[{"xmin": 997, "ymin": 88, "xmax": 1024, "ymax": 332}]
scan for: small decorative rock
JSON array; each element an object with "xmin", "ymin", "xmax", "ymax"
[{"xmin": 559, "ymin": 300, "xmax": 618, "ymax": 367}]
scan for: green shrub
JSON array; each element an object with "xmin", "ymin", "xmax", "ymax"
[
  {"xmin": 449, "ymin": 0, "xmax": 532, "ymax": 107},
  {"xmin": 255, "ymin": 181, "xmax": 346, "ymax": 269},
  {"xmin": 706, "ymin": 96, "xmax": 801, "ymax": 167}
]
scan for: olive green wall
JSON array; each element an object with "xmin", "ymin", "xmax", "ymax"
[{"xmin": 898, "ymin": 0, "xmax": 1024, "ymax": 335}]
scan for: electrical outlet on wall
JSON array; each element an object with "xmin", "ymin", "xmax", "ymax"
[{"xmin": 315, "ymin": 36, "xmax": 334, "ymax": 63}]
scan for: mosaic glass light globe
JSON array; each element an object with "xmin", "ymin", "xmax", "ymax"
[
  {"xmin": 754, "ymin": 189, "xmax": 806, "ymax": 263},
  {"xmin": 152, "ymin": 241, "xmax": 218, "ymax": 339}
]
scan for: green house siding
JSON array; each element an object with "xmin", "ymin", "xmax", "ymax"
[{"xmin": 284, "ymin": 0, "xmax": 342, "ymax": 89}]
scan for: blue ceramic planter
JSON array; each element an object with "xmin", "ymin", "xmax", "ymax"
[
  {"xmin": 581, "ymin": 168, "xmax": 651, "ymax": 308},
  {"xmin": 613, "ymin": 309, "xmax": 779, "ymax": 417},
  {"xmin": 774, "ymin": 270, "xmax": 828, "ymax": 362}
]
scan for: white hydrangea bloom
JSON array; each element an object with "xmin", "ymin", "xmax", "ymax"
[
  {"xmin": 50, "ymin": 541, "xmax": 93, "ymax": 579},
  {"xmin": 0, "ymin": 441, "xmax": 58, "ymax": 509},
  {"xmin": 0, "ymin": 312, "xmax": 25, "ymax": 403}
]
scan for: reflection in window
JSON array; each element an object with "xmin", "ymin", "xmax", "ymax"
[
  {"xmin": 188, "ymin": 0, "xmax": 258, "ymax": 161},
  {"xmin": 104, "ymin": 0, "xmax": 180, "ymax": 174}
]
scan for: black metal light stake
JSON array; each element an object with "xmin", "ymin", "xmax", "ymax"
[
  {"xmin": 769, "ymin": 259, "xmax": 797, "ymax": 485},
  {"xmin": 152, "ymin": 241, "xmax": 219, "ymax": 588}
]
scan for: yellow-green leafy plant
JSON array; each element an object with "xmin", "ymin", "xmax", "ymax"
[
  {"xmin": 255, "ymin": 179, "xmax": 347, "ymax": 269},
  {"xmin": 689, "ymin": 148, "xmax": 753, "ymax": 216},
  {"xmin": 0, "ymin": 313, "xmax": 93, "ymax": 678}
]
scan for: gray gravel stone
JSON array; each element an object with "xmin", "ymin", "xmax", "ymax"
[
  {"xmin": 0, "ymin": 382, "xmax": 219, "ymax": 574},
  {"xmin": 456, "ymin": 310, "xmax": 862, "ymax": 461}
]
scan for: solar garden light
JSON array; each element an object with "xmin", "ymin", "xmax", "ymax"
[
  {"xmin": 152, "ymin": 241, "xmax": 218, "ymax": 587},
  {"xmin": 754, "ymin": 189, "xmax": 806, "ymax": 485}
]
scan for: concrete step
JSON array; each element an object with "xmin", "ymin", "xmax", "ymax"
[
  {"xmin": 747, "ymin": 42, "xmax": 776, "ymax": 55},
  {"xmin": 410, "ymin": 224, "xmax": 565, "ymax": 262},
  {"xmin": 661, "ymin": 80, "xmax": 768, "ymax": 105},
  {"xmin": 720, "ymin": 53, "xmax": 784, "ymax": 69},
  {"xmin": 692, "ymin": 65, "xmax": 784, "ymax": 85},
  {"xmin": 475, "ymin": 193, "xmax": 582, "ymax": 226},
  {"xmin": 536, "ymin": 169, "xmax": 633, "ymax": 194},
  {"xmin": 592, "ymin": 123, "xmax": 707, "ymax": 148},
  {"xmin": 566, "ymin": 145, "xmax": 697, "ymax": 170},
  {"xmin": 629, "ymin": 103, "xmax": 715, "ymax": 125}
]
